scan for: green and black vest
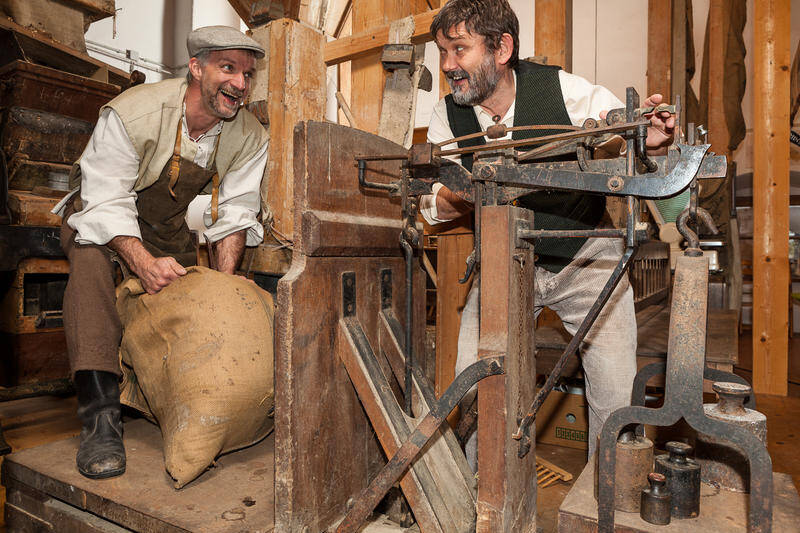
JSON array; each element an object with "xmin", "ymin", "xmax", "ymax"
[{"xmin": 444, "ymin": 60, "xmax": 606, "ymax": 272}]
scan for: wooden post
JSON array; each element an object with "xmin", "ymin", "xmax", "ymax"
[
  {"xmin": 248, "ymin": 19, "xmax": 326, "ymax": 273},
  {"xmin": 647, "ymin": 0, "xmax": 672, "ymax": 99},
  {"xmin": 706, "ymin": 0, "xmax": 732, "ymax": 158},
  {"xmin": 534, "ymin": 0, "xmax": 573, "ymax": 72},
  {"xmin": 477, "ymin": 206, "xmax": 537, "ymax": 532},
  {"xmin": 753, "ymin": 0, "xmax": 790, "ymax": 396}
]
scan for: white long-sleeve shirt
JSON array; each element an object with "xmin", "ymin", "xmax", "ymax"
[
  {"xmin": 54, "ymin": 107, "xmax": 267, "ymax": 246},
  {"xmin": 420, "ymin": 69, "xmax": 624, "ymax": 225}
]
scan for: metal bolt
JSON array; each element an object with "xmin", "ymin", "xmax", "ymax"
[
  {"xmin": 478, "ymin": 165, "xmax": 496, "ymax": 179},
  {"xmin": 607, "ymin": 176, "xmax": 624, "ymax": 192}
]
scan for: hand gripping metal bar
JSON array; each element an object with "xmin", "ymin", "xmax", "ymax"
[{"xmin": 335, "ymin": 356, "xmax": 505, "ymax": 533}]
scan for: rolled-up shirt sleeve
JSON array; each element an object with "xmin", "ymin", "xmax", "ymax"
[
  {"xmin": 558, "ymin": 70, "xmax": 624, "ymax": 126},
  {"xmin": 202, "ymin": 139, "xmax": 268, "ymax": 246},
  {"xmin": 67, "ymin": 108, "xmax": 142, "ymax": 245}
]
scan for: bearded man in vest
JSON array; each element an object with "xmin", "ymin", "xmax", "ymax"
[
  {"xmin": 420, "ymin": 0, "xmax": 675, "ymax": 465},
  {"xmin": 53, "ymin": 26, "xmax": 269, "ymax": 480}
]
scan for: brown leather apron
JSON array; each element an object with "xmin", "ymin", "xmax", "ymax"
[
  {"xmin": 135, "ymin": 121, "xmax": 219, "ymax": 267},
  {"xmin": 135, "ymin": 157, "xmax": 215, "ymax": 267}
]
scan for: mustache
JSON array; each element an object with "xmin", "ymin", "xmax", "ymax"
[{"xmin": 445, "ymin": 70, "xmax": 470, "ymax": 81}]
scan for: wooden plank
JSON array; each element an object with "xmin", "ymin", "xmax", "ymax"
[
  {"xmin": 752, "ymin": 0, "xmax": 790, "ymax": 396},
  {"xmin": 2, "ymin": 420, "xmax": 275, "ymax": 532},
  {"xmin": 534, "ymin": 0, "xmax": 572, "ymax": 72},
  {"xmin": 434, "ymin": 229, "xmax": 473, "ymax": 403},
  {"xmin": 249, "ymin": 19, "xmax": 325, "ymax": 253},
  {"xmin": 477, "ymin": 206, "xmax": 537, "ymax": 533},
  {"xmin": 326, "ymin": 9, "xmax": 438, "ymax": 66},
  {"xmin": 338, "ymin": 312, "xmax": 468, "ymax": 533},
  {"xmin": 647, "ymin": 0, "xmax": 672, "ymax": 99},
  {"xmin": 7, "ymin": 191, "xmax": 64, "ymax": 227}
]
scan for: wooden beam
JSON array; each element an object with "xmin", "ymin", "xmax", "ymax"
[
  {"xmin": 350, "ymin": 2, "xmax": 428, "ymax": 135},
  {"xmin": 753, "ymin": 0, "xmax": 791, "ymax": 396},
  {"xmin": 325, "ymin": 8, "xmax": 439, "ymax": 66},
  {"xmin": 670, "ymin": 0, "xmax": 687, "ymax": 106},
  {"xmin": 228, "ymin": 0, "xmax": 302, "ymax": 27},
  {"xmin": 534, "ymin": 0, "xmax": 572, "ymax": 72},
  {"xmin": 706, "ymin": 0, "xmax": 732, "ymax": 158},
  {"xmin": 647, "ymin": 0, "xmax": 672, "ymax": 99},
  {"xmin": 248, "ymin": 19, "xmax": 326, "ymax": 270},
  {"xmin": 477, "ymin": 206, "xmax": 537, "ymax": 533}
]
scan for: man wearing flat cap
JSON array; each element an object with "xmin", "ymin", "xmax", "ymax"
[{"xmin": 53, "ymin": 25, "xmax": 268, "ymax": 479}]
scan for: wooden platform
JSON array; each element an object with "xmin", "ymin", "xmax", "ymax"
[
  {"xmin": 558, "ymin": 456, "xmax": 800, "ymax": 532},
  {"xmin": 2, "ymin": 419, "xmax": 275, "ymax": 532}
]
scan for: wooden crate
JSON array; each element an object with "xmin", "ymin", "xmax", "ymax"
[
  {"xmin": 0, "ymin": 258, "xmax": 70, "ymax": 385},
  {"xmin": 0, "ymin": 257, "xmax": 68, "ymax": 335},
  {"xmin": 0, "ymin": 60, "xmax": 121, "ymax": 123}
]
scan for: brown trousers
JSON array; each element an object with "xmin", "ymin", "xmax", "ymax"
[
  {"xmin": 61, "ymin": 156, "xmax": 212, "ymax": 376},
  {"xmin": 60, "ymin": 200, "xmax": 124, "ymax": 376}
]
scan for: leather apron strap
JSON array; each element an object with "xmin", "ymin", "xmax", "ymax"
[{"xmin": 167, "ymin": 117, "xmax": 222, "ymax": 224}]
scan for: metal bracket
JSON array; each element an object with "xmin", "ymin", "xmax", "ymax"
[
  {"xmin": 342, "ymin": 272, "xmax": 356, "ymax": 317},
  {"xmin": 380, "ymin": 268, "xmax": 392, "ymax": 310},
  {"xmin": 381, "ymin": 43, "xmax": 414, "ymax": 72}
]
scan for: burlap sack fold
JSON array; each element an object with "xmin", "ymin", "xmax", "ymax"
[{"xmin": 116, "ymin": 266, "xmax": 275, "ymax": 488}]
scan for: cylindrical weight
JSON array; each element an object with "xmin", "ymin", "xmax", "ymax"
[
  {"xmin": 596, "ymin": 431, "xmax": 654, "ymax": 512},
  {"xmin": 695, "ymin": 382, "xmax": 767, "ymax": 492},
  {"xmin": 654, "ymin": 441, "xmax": 701, "ymax": 518},
  {"xmin": 641, "ymin": 472, "xmax": 671, "ymax": 525}
]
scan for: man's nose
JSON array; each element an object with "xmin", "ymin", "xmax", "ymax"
[
  {"xmin": 230, "ymin": 72, "xmax": 246, "ymax": 91},
  {"xmin": 441, "ymin": 53, "xmax": 458, "ymax": 72}
]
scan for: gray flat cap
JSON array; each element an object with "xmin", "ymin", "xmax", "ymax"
[{"xmin": 187, "ymin": 25, "xmax": 265, "ymax": 59}]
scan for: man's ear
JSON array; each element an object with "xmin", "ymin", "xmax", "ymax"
[
  {"xmin": 496, "ymin": 33, "xmax": 514, "ymax": 65},
  {"xmin": 188, "ymin": 57, "xmax": 203, "ymax": 82}
]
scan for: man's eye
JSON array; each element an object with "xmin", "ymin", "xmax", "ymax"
[{"xmin": 222, "ymin": 64, "xmax": 233, "ymax": 71}]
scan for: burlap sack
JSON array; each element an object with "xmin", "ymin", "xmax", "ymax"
[{"xmin": 116, "ymin": 266, "xmax": 275, "ymax": 488}]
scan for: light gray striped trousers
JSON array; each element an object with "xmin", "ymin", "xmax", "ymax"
[{"xmin": 456, "ymin": 237, "xmax": 638, "ymax": 466}]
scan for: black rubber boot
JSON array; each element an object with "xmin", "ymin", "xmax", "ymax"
[{"xmin": 74, "ymin": 370, "xmax": 126, "ymax": 479}]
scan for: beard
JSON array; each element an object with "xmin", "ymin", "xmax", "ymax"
[
  {"xmin": 446, "ymin": 52, "xmax": 502, "ymax": 106},
  {"xmin": 201, "ymin": 81, "xmax": 244, "ymax": 119}
]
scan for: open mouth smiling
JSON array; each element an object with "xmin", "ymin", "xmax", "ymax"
[{"xmin": 219, "ymin": 88, "xmax": 242, "ymax": 107}]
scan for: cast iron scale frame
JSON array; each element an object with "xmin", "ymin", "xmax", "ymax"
[{"xmin": 347, "ymin": 86, "xmax": 774, "ymax": 533}]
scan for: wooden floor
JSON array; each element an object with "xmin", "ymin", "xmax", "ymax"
[{"xmin": 0, "ymin": 331, "xmax": 798, "ymax": 533}]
